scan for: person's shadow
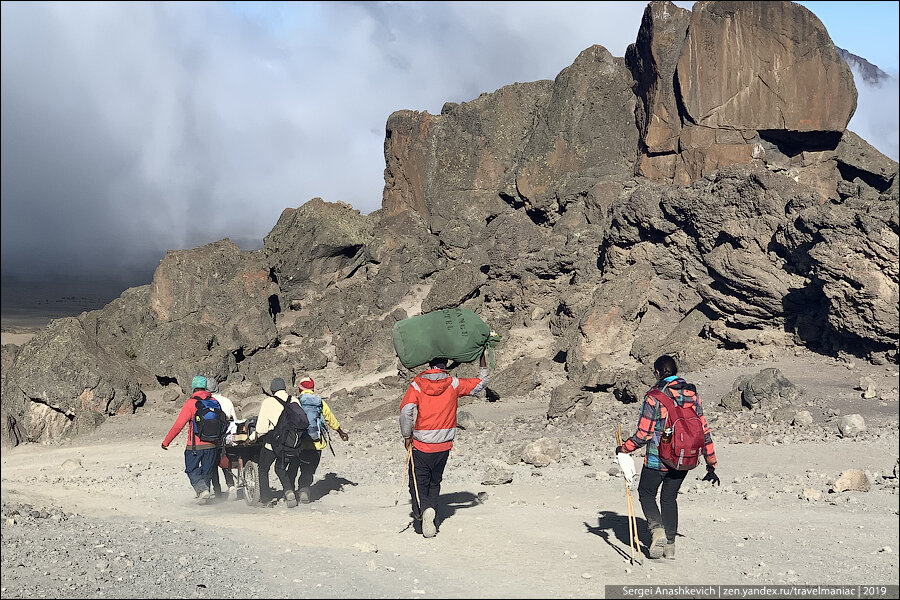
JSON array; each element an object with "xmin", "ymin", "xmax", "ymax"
[
  {"xmin": 438, "ymin": 491, "xmax": 480, "ymax": 526},
  {"xmin": 585, "ymin": 510, "xmax": 650, "ymax": 560},
  {"xmin": 309, "ymin": 472, "xmax": 357, "ymax": 501},
  {"xmin": 402, "ymin": 491, "xmax": 481, "ymax": 534}
]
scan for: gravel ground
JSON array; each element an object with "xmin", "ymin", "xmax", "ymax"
[{"xmin": 2, "ymin": 349, "xmax": 899, "ymax": 598}]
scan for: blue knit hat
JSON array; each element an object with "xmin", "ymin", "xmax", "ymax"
[{"xmin": 191, "ymin": 375, "xmax": 207, "ymax": 390}]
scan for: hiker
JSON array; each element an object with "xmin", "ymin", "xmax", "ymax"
[
  {"xmin": 206, "ymin": 376, "xmax": 237, "ymax": 499},
  {"xmin": 399, "ymin": 351, "xmax": 489, "ymax": 538},
  {"xmin": 251, "ymin": 377, "xmax": 309, "ymax": 507},
  {"xmin": 293, "ymin": 376, "xmax": 350, "ymax": 504},
  {"xmin": 615, "ymin": 354, "xmax": 720, "ymax": 560},
  {"xmin": 161, "ymin": 374, "xmax": 229, "ymax": 505}
]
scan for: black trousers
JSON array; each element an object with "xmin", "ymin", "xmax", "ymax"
[
  {"xmin": 258, "ymin": 446, "xmax": 300, "ymax": 502},
  {"xmin": 297, "ymin": 448, "xmax": 322, "ymax": 495},
  {"xmin": 637, "ymin": 465, "xmax": 688, "ymax": 544},
  {"xmin": 408, "ymin": 448, "xmax": 449, "ymax": 518}
]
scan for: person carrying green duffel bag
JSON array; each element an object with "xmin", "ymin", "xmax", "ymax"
[{"xmin": 391, "ymin": 308, "xmax": 500, "ymax": 369}]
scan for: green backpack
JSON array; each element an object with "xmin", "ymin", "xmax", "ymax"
[{"xmin": 392, "ymin": 308, "xmax": 499, "ymax": 369}]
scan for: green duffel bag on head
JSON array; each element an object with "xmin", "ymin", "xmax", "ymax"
[{"xmin": 392, "ymin": 308, "xmax": 500, "ymax": 369}]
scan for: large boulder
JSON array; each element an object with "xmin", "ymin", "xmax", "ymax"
[
  {"xmin": 264, "ymin": 199, "xmax": 375, "ymax": 302},
  {"xmin": 1, "ymin": 317, "xmax": 145, "ymax": 445},
  {"xmin": 677, "ymin": 1, "xmax": 856, "ymax": 133},
  {"xmin": 629, "ymin": 1, "xmax": 857, "ymax": 185}
]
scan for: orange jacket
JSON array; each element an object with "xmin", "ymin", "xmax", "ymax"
[{"xmin": 399, "ymin": 368, "xmax": 487, "ymax": 452}]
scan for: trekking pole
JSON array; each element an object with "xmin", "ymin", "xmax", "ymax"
[
  {"xmin": 409, "ymin": 444, "xmax": 422, "ymax": 518},
  {"xmin": 395, "ymin": 444, "xmax": 412, "ymax": 506},
  {"xmin": 617, "ymin": 423, "xmax": 640, "ymax": 565},
  {"xmin": 324, "ymin": 426, "xmax": 336, "ymax": 457}
]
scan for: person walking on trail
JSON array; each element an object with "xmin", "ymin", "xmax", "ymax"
[
  {"xmin": 252, "ymin": 377, "xmax": 307, "ymax": 507},
  {"xmin": 294, "ymin": 376, "xmax": 350, "ymax": 504},
  {"xmin": 161, "ymin": 375, "xmax": 227, "ymax": 505},
  {"xmin": 206, "ymin": 376, "xmax": 237, "ymax": 499},
  {"xmin": 615, "ymin": 354, "xmax": 720, "ymax": 559},
  {"xmin": 399, "ymin": 351, "xmax": 489, "ymax": 538}
]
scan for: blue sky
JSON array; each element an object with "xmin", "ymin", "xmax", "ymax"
[
  {"xmin": 1, "ymin": 1, "xmax": 898, "ymax": 281},
  {"xmin": 796, "ymin": 1, "xmax": 899, "ymax": 71}
]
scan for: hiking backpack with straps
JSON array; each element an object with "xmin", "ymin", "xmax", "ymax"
[
  {"xmin": 270, "ymin": 395, "xmax": 310, "ymax": 456},
  {"xmin": 648, "ymin": 385, "xmax": 706, "ymax": 470},
  {"xmin": 299, "ymin": 393, "xmax": 326, "ymax": 442},
  {"xmin": 191, "ymin": 391, "xmax": 228, "ymax": 444}
]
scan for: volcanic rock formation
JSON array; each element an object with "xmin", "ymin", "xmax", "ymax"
[{"xmin": 2, "ymin": 1, "xmax": 897, "ymax": 447}]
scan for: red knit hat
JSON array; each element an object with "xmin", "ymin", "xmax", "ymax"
[{"xmin": 298, "ymin": 377, "xmax": 315, "ymax": 390}]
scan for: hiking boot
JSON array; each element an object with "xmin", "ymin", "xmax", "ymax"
[
  {"xmin": 284, "ymin": 490, "xmax": 298, "ymax": 508},
  {"xmin": 298, "ymin": 489, "xmax": 310, "ymax": 504},
  {"xmin": 648, "ymin": 528, "xmax": 667, "ymax": 559},
  {"xmin": 422, "ymin": 507, "xmax": 437, "ymax": 538},
  {"xmin": 196, "ymin": 490, "xmax": 211, "ymax": 505},
  {"xmin": 664, "ymin": 543, "xmax": 675, "ymax": 559}
]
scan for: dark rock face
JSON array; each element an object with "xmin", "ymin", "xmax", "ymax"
[
  {"xmin": 629, "ymin": 1, "xmax": 858, "ymax": 186},
  {"xmin": 2, "ymin": 1, "xmax": 897, "ymax": 444},
  {"xmin": 1, "ymin": 318, "xmax": 145, "ymax": 447},
  {"xmin": 626, "ymin": 1, "xmax": 692, "ymax": 155},
  {"xmin": 264, "ymin": 198, "xmax": 374, "ymax": 301},
  {"xmin": 678, "ymin": 1, "xmax": 856, "ymax": 132}
]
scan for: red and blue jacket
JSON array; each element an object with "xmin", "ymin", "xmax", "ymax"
[{"xmin": 621, "ymin": 376, "xmax": 717, "ymax": 471}]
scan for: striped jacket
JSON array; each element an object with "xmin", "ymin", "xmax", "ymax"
[
  {"xmin": 621, "ymin": 376, "xmax": 717, "ymax": 471},
  {"xmin": 399, "ymin": 368, "xmax": 488, "ymax": 453}
]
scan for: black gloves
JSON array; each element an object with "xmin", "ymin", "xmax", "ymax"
[
  {"xmin": 615, "ymin": 445, "xmax": 623, "ymax": 455},
  {"xmin": 701, "ymin": 465, "xmax": 720, "ymax": 486}
]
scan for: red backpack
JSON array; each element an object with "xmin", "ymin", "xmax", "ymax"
[{"xmin": 648, "ymin": 386, "xmax": 706, "ymax": 470}]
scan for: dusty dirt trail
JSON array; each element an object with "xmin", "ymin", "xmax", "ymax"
[{"xmin": 3, "ymin": 358, "xmax": 899, "ymax": 600}]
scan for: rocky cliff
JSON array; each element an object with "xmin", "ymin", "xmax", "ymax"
[{"xmin": 2, "ymin": 0, "xmax": 897, "ymax": 447}]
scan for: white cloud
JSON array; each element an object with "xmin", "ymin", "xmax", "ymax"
[
  {"xmin": 1, "ymin": 1, "xmax": 897, "ymax": 280},
  {"xmin": 848, "ymin": 67, "xmax": 900, "ymax": 161}
]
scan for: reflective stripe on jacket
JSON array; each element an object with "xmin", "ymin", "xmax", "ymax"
[{"xmin": 399, "ymin": 367, "xmax": 488, "ymax": 453}]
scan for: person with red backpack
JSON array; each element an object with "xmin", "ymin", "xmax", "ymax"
[
  {"xmin": 161, "ymin": 375, "xmax": 229, "ymax": 505},
  {"xmin": 615, "ymin": 355, "xmax": 720, "ymax": 559}
]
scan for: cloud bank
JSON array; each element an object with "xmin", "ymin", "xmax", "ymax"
[{"xmin": 2, "ymin": 2, "xmax": 897, "ymax": 282}]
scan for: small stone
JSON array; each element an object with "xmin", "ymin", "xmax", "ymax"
[
  {"xmin": 60, "ymin": 459, "xmax": 83, "ymax": 471},
  {"xmin": 832, "ymin": 469, "xmax": 870, "ymax": 492},
  {"xmin": 792, "ymin": 411, "xmax": 814, "ymax": 427},
  {"xmin": 838, "ymin": 414, "xmax": 866, "ymax": 438},
  {"xmin": 800, "ymin": 488, "xmax": 822, "ymax": 502}
]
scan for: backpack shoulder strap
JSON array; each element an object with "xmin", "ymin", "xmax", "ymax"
[
  {"xmin": 647, "ymin": 388, "xmax": 678, "ymax": 421},
  {"xmin": 647, "ymin": 388, "xmax": 674, "ymax": 407}
]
